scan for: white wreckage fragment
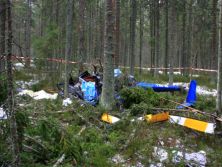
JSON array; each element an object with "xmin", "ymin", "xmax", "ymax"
[
  {"xmin": 0, "ymin": 107, "xmax": 7, "ymax": 120},
  {"xmin": 169, "ymin": 115, "xmax": 215, "ymax": 134},
  {"xmin": 101, "ymin": 113, "xmax": 120, "ymax": 124},
  {"xmin": 19, "ymin": 89, "xmax": 58, "ymax": 100}
]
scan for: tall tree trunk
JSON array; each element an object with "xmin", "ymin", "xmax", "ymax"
[
  {"xmin": 7, "ymin": 1, "xmax": 20, "ymax": 166},
  {"xmin": 25, "ymin": 0, "xmax": 32, "ymax": 67},
  {"xmin": 150, "ymin": 0, "xmax": 155, "ymax": 75},
  {"xmin": 99, "ymin": 2, "xmax": 105, "ymax": 61},
  {"xmin": 64, "ymin": 0, "xmax": 74, "ymax": 98},
  {"xmin": 181, "ymin": 0, "xmax": 186, "ymax": 75},
  {"xmin": 168, "ymin": 0, "xmax": 177, "ymax": 85},
  {"xmin": 187, "ymin": 0, "xmax": 193, "ymax": 75},
  {"xmin": 114, "ymin": 0, "xmax": 120, "ymax": 68},
  {"xmin": 139, "ymin": 1, "xmax": 144, "ymax": 74},
  {"xmin": 217, "ymin": 0, "xmax": 222, "ymax": 130},
  {"xmin": 164, "ymin": 0, "xmax": 168, "ymax": 75},
  {"xmin": 129, "ymin": 0, "xmax": 136, "ymax": 75},
  {"xmin": 154, "ymin": 0, "xmax": 160, "ymax": 77},
  {"xmin": 211, "ymin": 0, "xmax": 218, "ymax": 70},
  {"xmin": 78, "ymin": 0, "xmax": 86, "ymax": 73},
  {"xmin": 0, "ymin": 0, "xmax": 6, "ymax": 72},
  {"xmin": 101, "ymin": 0, "xmax": 115, "ymax": 110}
]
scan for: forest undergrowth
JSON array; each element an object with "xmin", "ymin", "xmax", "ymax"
[{"xmin": 0, "ymin": 69, "xmax": 221, "ymax": 166}]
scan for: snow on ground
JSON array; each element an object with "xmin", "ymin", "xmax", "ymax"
[
  {"xmin": 111, "ymin": 154, "xmax": 144, "ymax": 167},
  {"xmin": 153, "ymin": 146, "xmax": 207, "ymax": 167},
  {"xmin": 158, "ymin": 71, "xmax": 163, "ymax": 74},
  {"xmin": 172, "ymin": 82, "xmax": 217, "ymax": 96},
  {"xmin": 153, "ymin": 147, "xmax": 168, "ymax": 162},
  {"xmin": 62, "ymin": 98, "xmax": 72, "ymax": 106},
  {"xmin": 0, "ymin": 107, "xmax": 7, "ymax": 120},
  {"xmin": 16, "ymin": 80, "xmax": 39, "ymax": 89},
  {"xmin": 172, "ymin": 150, "xmax": 207, "ymax": 167},
  {"xmin": 14, "ymin": 63, "xmax": 24, "ymax": 69},
  {"xmin": 14, "ymin": 62, "xmax": 35, "ymax": 70},
  {"xmin": 18, "ymin": 89, "xmax": 58, "ymax": 100}
]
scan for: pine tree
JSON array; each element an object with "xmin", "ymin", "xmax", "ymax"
[{"xmin": 100, "ymin": 0, "xmax": 115, "ymax": 110}]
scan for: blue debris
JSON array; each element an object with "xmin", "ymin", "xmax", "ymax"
[
  {"xmin": 177, "ymin": 80, "xmax": 197, "ymax": 109},
  {"xmin": 136, "ymin": 82, "xmax": 181, "ymax": 92},
  {"xmin": 114, "ymin": 68, "xmax": 122, "ymax": 77},
  {"xmin": 81, "ymin": 80, "xmax": 98, "ymax": 105}
]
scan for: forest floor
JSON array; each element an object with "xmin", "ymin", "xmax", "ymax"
[{"xmin": 1, "ymin": 64, "xmax": 222, "ymax": 167}]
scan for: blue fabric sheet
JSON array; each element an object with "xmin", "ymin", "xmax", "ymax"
[
  {"xmin": 81, "ymin": 80, "xmax": 98, "ymax": 105},
  {"xmin": 136, "ymin": 82, "xmax": 181, "ymax": 92}
]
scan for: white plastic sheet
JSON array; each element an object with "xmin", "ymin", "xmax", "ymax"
[{"xmin": 19, "ymin": 89, "xmax": 58, "ymax": 100}]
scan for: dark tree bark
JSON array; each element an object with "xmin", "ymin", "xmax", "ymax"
[
  {"xmin": 150, "ymin": 0, "xmax": 155, "ymax": 75},
  {"xmin": 164, "ymin": 0, "xmax": 168, "ymax": 75},
  {"xmin": 129, "ymin": 0, "xmax": 137, "ymax": 75},
  {"xmin": 139, "ymin": 1, "xmax": 144, "ymax": 74},
  {"xmin": 64, "ymin": 0, "xmax": 74, "ymax": 97},
  {"xmin": 99, "ymin": 2, "xmax": 105, "ymax": 61},
  {"xmin": 181, "ymin": 0, "xmax": 186, "ymax": 75},
  {"xmin": 101, "ymin": 0, "xmax": 115, "ymax": 110},
  {"xmin": 217, "ymin": 0, "xmax": 222, "ymax": 129},
  {"xmin": 154, "ymin": 0, "xmax": 160, "ymax": 77},
  {"xmin": 114, "ymin": 0, "xmax": 120, "ymax": 68},
  {"xmin": 168, "ymin": 0, "xmax": 177, "ymax": 85},
  {"xmin": 7, "ymin": 1, "xmax": 20, "ymax": 166},
  {"xmin": 0, "ymin": 0, "xmax": 6, "ymax": 71},
  {"xmin": 211, "ymin": 0, "xmax": 218, "ymax": 69},
  {"xmin": 25, "ymin": 0, "xmax": 32, "ymax": 67},
  {"xmin": 78, "ymin": 0, "xmax": 86, "ymax": 73},
  {"xmin": 187, "ymin": 0, "xmax": 193, "ymax": 72}
]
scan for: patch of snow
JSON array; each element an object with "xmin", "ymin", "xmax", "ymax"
[
  {"xmin": 63, "ymin": 98, "xmax": 72, "ymax": 106},
  {"xmin": 14, "ymin": 63, "xmax": 24, "ymax": 69},
  {"xmin": 167, "ymin": 71, "xmax": 181, "ymax": 75},
  {"xmin": 149, "ymin": 163, "xmax": 164, "ymax": 167},
  {"xmin": 16, "ymin": 80, "xmax": 39, "ymax": 89},
  {"xmin": 133, "ymin": 162, "xmax": 144, "ymax": 167},
  {"xmin": 111, "ymin": 154, "xmax": 125, "ymax": 164},
  {"xmin": 153, "ymin": 147, "xmax": 168, "ymax": 162},
  {"xmin": 196, "ymin": 86, "xmax": 217, "ymax": 96},
  {"xmin": 174, "ymin": 71, "xmax": 181, "ymax": 75},
  {"xmin": 191, "ymin": 74, "xmax": 200, "ymax": 77},
  {"xmin": 19, "ymin": 89, "xmax": 58, "ymax": 100},
  {"xmin": 131, "ymin": 117, "xmax": 144, "ymax": 122},
  {"xmin": 19, "ymin": 104, "xmax": 25, "ymax": 107},
  {"xmin": 173, "ymin": 82, "xmax": 217, "ymax": 96},
  {"xmin": 0, "ymin": 107, "xmax": 7, "ymax": 120},
  {"xmin": 172, "ymin": 150, "xmax": 207, "ymax": 167},
  {"xmin": 158, "ymin": 71, "xmax": 163, "ymax": 74}
]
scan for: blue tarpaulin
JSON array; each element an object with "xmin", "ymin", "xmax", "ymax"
[
  {"xmin": 136, "ymin": 82, "xmax": 181, "ymax": 92},
  {"xmin": 81, "ymin": 80, "xmax": 98, "ymax": 105}
]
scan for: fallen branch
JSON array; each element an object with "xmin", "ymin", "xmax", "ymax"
[
  {"xmin": 78, "ymin": 126, "xmax": 86, "ymax": 136},
  {"xmin": 152, "ymin": 107, "xmax": 191, "ymax": 113},
  {"xmin": 23, "ymin": 144, "xmax": 39, "ymax": 154},
  {"xmin": 160, "ymin": 97, "xmax": 222, "ymax": 122},
  {"xmin": 53, "ymin": 154, "xmax": 65, "ymax": 167},
  {"xmin": 24, "ymin": 134, "xmax": 47, "ymax": 150}
]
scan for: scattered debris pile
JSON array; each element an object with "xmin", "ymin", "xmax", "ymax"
[{"xmin": 57, "ymin": 69, "xmax": 136, "ymax": 105}]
